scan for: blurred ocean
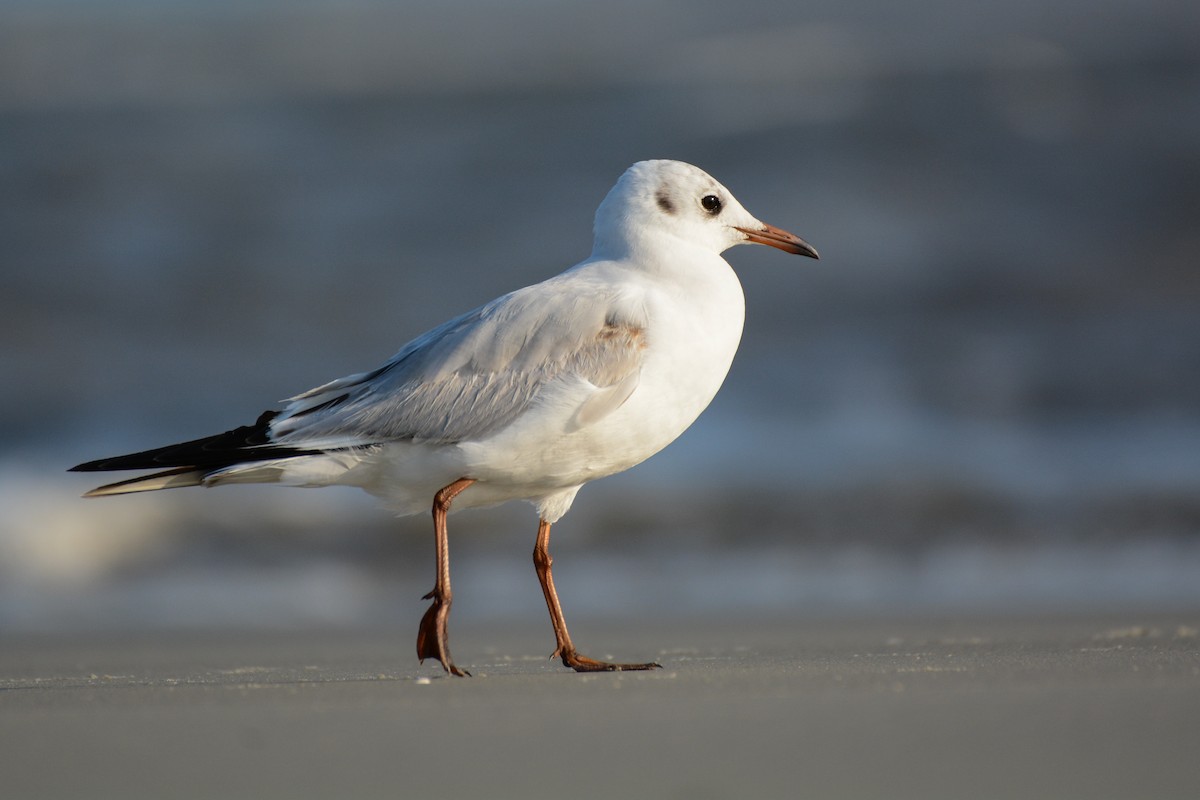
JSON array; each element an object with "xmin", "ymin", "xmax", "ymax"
[{"xmin": 2, "ymin": 0, "xmax": 1199, "ymax": 632}]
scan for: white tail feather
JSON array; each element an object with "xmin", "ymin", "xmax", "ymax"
[{"xmin": 82, "ymin": 469, "xmax": 207, "ymax": 498}]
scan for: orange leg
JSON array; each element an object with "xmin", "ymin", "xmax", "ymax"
[
  {"xmin": 416, "ymin": 478, "xmax": 475, "ymax": 676},
  {"xmin": 533, "ymin": 518, "xmax": 661, "ymax": 672}
]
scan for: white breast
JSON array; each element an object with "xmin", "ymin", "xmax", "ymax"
[{"xmin": 459, "ymin": 247, "xmax": 746, "ymax": 492}]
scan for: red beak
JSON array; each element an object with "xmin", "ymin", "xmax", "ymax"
[{"xmin": 735, "ymin": 223, "xmax": 819, "ymax": 259}]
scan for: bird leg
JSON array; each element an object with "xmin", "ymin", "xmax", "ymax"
[
  {"xmin": 533, "ymin": 518, "xmax": 661, "ymax": 672},
  {"xmin": 416, "ymin": 477, "xmax": 475, "ymax": 677}
]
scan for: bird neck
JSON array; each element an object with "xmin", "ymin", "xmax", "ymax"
[{"xmin": 590, "ymin": 221, "xmax": 715, "ymax": 272}]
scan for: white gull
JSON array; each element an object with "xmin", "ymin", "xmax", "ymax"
[{"xmin": 72, "ymin": 159, "xmax": 819, "ymax": 676}]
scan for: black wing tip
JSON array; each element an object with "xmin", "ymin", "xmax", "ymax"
[
  {"xmin": 69, "ymin": 459, "xmax": 111, "ymax": 473},
  {"xmin": 67, "ymin": 410, "xmax": 300, "ymax": 474}
]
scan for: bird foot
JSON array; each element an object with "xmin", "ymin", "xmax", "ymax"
[
  {"xmin": 416, "ymin": 595, "xmax": 470, "ymax": 677},
  {"xmin": 554, "ymin": 646, "xmax": 662, "ymax": 672}
]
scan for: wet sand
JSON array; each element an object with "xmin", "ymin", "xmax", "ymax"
[{"xmin": 2, "ymin": 613, "xmax": 1198, "ymax": 799}]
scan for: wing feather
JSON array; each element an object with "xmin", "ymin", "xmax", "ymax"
[{"xmin": 270, "ymin": 278, "xmax": 647, "ymax": 447}]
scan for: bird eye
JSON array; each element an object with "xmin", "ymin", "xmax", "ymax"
[{"xmin": 700, "ymin": 194, "xmax": 722, "ymax": 214}]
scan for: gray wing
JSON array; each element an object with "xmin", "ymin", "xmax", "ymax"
[{"xmin": 268, "ymin": 278, "xmax": 647, "ymax": 449}]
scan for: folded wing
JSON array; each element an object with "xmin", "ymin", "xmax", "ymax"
[
  {"xmin": 73, "ymin": 274, "xmax": 649, "ymax": 496},
  {"xmin": 270, "ymin": 279, "xmax": 647, "ymax": 449}
]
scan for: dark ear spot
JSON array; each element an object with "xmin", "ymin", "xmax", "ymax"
[{"xmin": 656, "ymin": 190, "xmax": 675, "ymax": 214}]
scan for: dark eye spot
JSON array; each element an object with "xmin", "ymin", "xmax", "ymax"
[
  {"xmin": 656, "ymin": 191, "xmax": 676, "ymax": 214},
  {"xmin": 700, "ymin": 194, "xmax": 722, "ymax": 214}
]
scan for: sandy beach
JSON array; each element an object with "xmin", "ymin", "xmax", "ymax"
[{"xmin": 3, "ymin": 612, "xmax": 1197, "ymax": 799}]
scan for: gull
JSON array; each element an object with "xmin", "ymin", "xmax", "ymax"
[{"xmin": 72, "ymin": 159, "xmax": 818, "ymax": 676}]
